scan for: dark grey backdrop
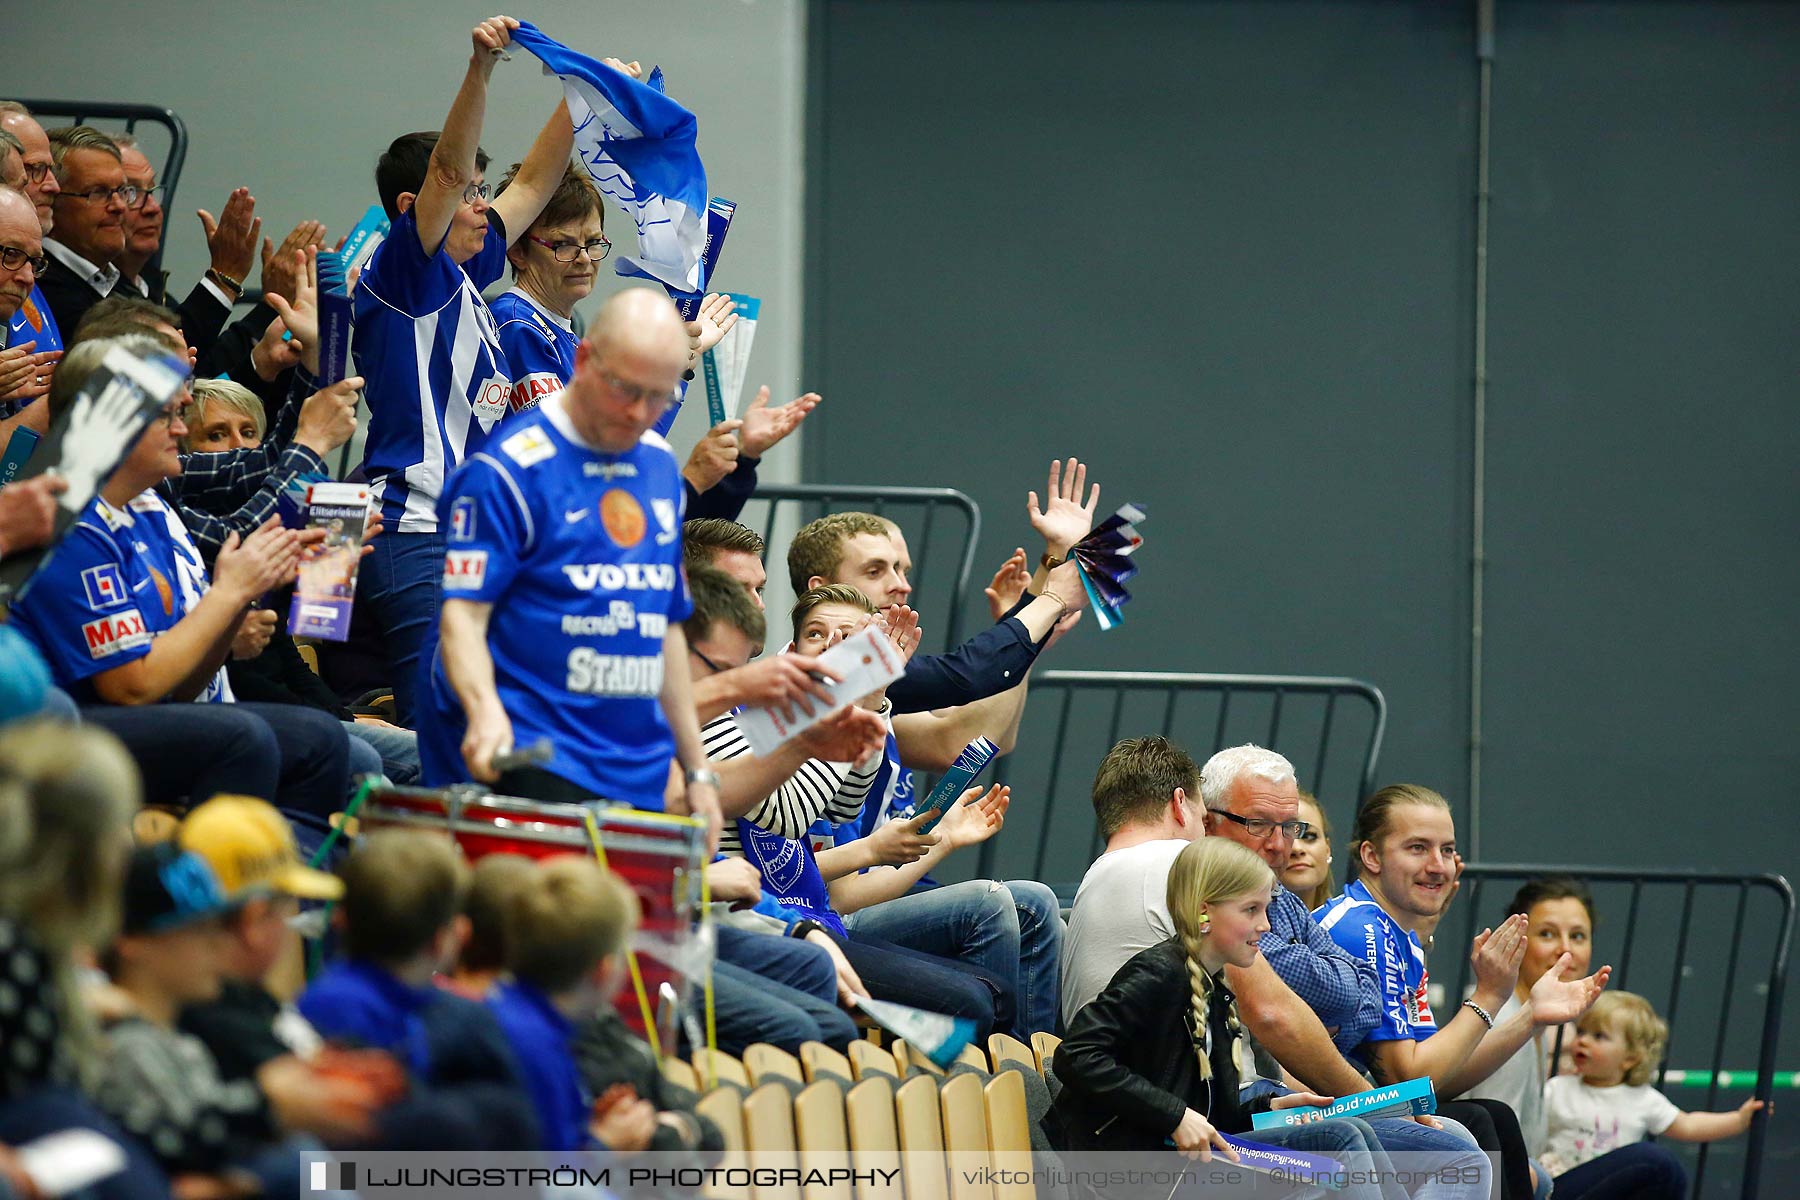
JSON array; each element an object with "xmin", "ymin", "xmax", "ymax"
[{"xmin": 806, "ymin": 2, "xmax": 1797, "ymax": 1189}]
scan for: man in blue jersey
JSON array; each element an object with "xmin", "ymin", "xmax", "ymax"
[
  {"xmin": 1314, "ymin": 785, "xmax": 1609, "ymax": 1092},
  {"xmin": 0, "ymin": 104, "xmax": 62, "ymax": 366},
  {"xmin": 7, "ymin": 334, "xmax": 354, "ymax": 819},
  {"xmin": 353, "ymin": 14, "xmax": 578, "ymax": 725},
  {"xmin": 422, "ymin": 287, "xmax": 721, "ymax": 847},
  {"xmin": 0, "ymin": 178, "xmax": 58, "ymax": 434}
]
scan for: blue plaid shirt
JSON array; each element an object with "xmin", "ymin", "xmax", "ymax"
[
  {"xmin": 1260, "ymin": 883, "xmax": 1383, "ymax": 1053},
  {"xmin": 159, "ymin": 369, "xmax": 328, "ymax": 558}
]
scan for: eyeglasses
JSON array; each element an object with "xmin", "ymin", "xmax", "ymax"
[
  {"xmin": 690, "ymin": 646, "xmax": 731, "ymax": 675},
  {"xmin": 527, "ymin": 233, "xmax": 611, "ymax": 263},
  {"xmin": 130, "ymin": 185, "xmax": 165, "ymax": 211},
  {"xmin": 21, "ymin": 161, "xmax": 53, "ymax": 184},
  {"xmin": 58, "ymin": 183, "xmax": 140, "ymax": 207},
  {"xmin": 0, "ymin": 245, "xmax": 48, "ymax": 275},
  {"xmin": 600, "ymin": 372, "xmax": 676, "ymax": 409},
  {"xmin": 1207, "ymin": 808, "xmax": 1310, "ymax": 841},
  {"xmin": 462, "ymin": 181, "xmax": 491, "ymax": 206}
]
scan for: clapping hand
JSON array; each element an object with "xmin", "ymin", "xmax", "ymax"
[
  {"xmin": 738, "ymin": 386, "xmax": 819, "ymax": 458},
  {"xmin": 984, "ymin": 547, "xmax": 1030, "ymax": 621},
  {"xmin": 1528, "ymin": 952, "xmax": 1613, "ymax": 1027},
  {"xmin": 198, "ymin": 187, "xmax": 261, "ymax": 285},
  {"xmin": 0, "ymin": 342, "xmax": 60, "ymax": 404},
  {"xmin": 260, "ymin": 220, "xmax": 326, "ymax": 307}
]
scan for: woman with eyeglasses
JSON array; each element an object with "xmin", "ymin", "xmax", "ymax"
[
  {"xmin": 490, "ymin": 162, "xmax": 740, "ymax": 412},
  {"xmin": 490, "ymin": 162, "xmax": 611, "ymax": 414}
]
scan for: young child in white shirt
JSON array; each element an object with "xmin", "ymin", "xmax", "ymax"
[{"xmin": 1542, "ymin": 990, "xmax": 1769, "ymax": 1177}]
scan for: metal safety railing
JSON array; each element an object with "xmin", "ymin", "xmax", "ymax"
[
  {"xmin": 18, "ymin": 100, "xmax": 189, "ymax": 281},
  {"xmin": 1440, "ymin": 865, "xmax": 1794, "ymax": 1200},
  {"xmin": 968, "ymin": 670, "xmax": 1386, "ymax": 897},
  {"xmin": 738, "ymin": 483, "xmax": 981, "ymax": 651}
]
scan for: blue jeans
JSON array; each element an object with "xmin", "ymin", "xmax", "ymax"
[
  {"xmin": 1256, "ymin": 1116, "xmax": 1490, "ymax": 1200},
  {"xmin": 1551, "ymin": 1142, "xmax": 1686, "ymax": 1200},
  {"xmin": 343, "ymin": 719, "xmax": 422, "ymax": 784},
  {"xmin": 361, "ymin": 529, "xmax": 444, "ymax": 726},
  {"xmin": 1364, "ymin": 1116, "xmax": 1493, "ymax": 1200},
  {"xmin": 81, "ymin": 701, "xmax": 350, "ymax": 822},
  {"xmin": 843, "ymin": 878, "xmax": 1063, "ymax": 1037},
  {"xmin": 709, "ymin": 927, "xmax": 859, "ymax": 1052}
]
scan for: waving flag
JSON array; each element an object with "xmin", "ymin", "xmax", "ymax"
[{"xmin": 512, "ymin": 22, "xmax": 708, "ymax": 294}]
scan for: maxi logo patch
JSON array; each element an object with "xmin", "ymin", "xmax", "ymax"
[
  {"xmin": 443, "ymin": 550, "xmax": 488, "ymax": 590},
  {"xmin": 449, "ymin": 497, "xmax": 477, "ymax": 543},
  {"xmin": 81, "ymin": 564, "xmax": 128, "ymax": 609},
  {"xmin": 82, "ymin": 610, "xmax": 151, "ymax": 660}
]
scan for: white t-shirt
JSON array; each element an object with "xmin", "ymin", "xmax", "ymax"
[
  {"xmin": 1060, "ymin": 839, "xmax": 1189, "ymax": 1027},
  {"xmin": 1541, "ymin": 1074, "xmax": 1681, "ymax": 1176},
  {"xmin": 1465, "ymin": 994, "xmax": 1549, "ymax": 1154}
]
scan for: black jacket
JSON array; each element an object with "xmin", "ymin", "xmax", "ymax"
[{"xmin": 1044, "ymin": 938, "xmax": 1270, "ymax": 1152}]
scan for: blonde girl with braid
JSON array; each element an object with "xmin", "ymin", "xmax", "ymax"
[{"xmin": 1044, "ymin": 840, "xmax": 1471, "ymax": 1199}]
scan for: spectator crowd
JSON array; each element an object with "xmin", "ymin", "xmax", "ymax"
[{"xmin": 0, "ymin": 16, "xmax": 1771, "ymax": 1200}]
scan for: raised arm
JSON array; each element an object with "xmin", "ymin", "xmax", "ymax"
[
  {"xmin": 92, "ymin": 521, "xmax": 298, "ymax": 705},
  {"xmin": 1367, "ymin": 918, "xmax": 1524, "ymax": 1090},
  {"xmin": 487, "ymin": 100, "xmax": 575, "ymax": 246},
  {"xmin": 1444, "ymin": 951, "xmax": 1612, "ymax": 1097},
  {"xmin": 413, "ymin": 16, "xmax": 519, "ymax": 255}
]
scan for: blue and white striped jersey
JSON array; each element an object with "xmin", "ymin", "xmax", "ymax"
[{"xmin": 352, "ymin": 210, "xmax": 513, "ymax": 534}]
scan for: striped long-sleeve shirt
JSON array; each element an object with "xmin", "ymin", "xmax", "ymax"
[{"xmin": 703, "ymin": 710, "xmax": 887, "ymax": 857}]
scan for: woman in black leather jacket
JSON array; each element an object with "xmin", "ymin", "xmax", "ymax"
[{"xmin": 1044, "ymin": 839, "xmax": 1485, "ymax": 1200}]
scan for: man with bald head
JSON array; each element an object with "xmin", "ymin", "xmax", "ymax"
[
  {"xmin": 421, "ymin": 288, "xmax": 721, "ymax": 845},
  {"xmin": 0, "ymin": 185, "xmax": 55, "ymax": 435},
  {"xmin": 0, "ymin": 103, "xmax": 63, "ymax": 356}
]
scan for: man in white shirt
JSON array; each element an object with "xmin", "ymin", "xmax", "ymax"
[{"xmin": 1059, "ymin": 735, "xmax": 1206, "ymax": 1025}]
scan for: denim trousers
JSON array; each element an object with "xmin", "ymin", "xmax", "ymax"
[
  {"xmin": 842, "ymin": 877, "xmax": 1063, "ymax": 1037},
  {"xmin": 360, "ymin": 529, "xmax": 445, "ymax": 726},
  {"xmin": 708, "ymin": 926, "xmax": 859, "ymax": 1052}
]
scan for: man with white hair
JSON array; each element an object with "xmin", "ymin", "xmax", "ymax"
[
  {"xmin": 422, "ymin": 288, "xmax": 721, "ymax": 848},
  {"xmin": 1200, "ymin": 742, "xmax": 1383, "ymax": 1052}
]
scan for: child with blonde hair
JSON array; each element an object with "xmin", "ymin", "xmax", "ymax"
[
  {"xmin": 1045, "ymin": 838, "xmax": 1489, "ymax": 1198},
  {"xmin": 1541, "ymin": 991, "xmax": 1769, "ymax": 1192}
]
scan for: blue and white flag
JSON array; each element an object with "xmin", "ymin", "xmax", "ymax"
[{"xmin": 512, "ymin": 22, "xmax": 708, "ymax": 294}]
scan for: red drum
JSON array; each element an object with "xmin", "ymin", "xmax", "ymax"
[{"xmin": 357, "ymin": 784, "xmax": 707, "ymax": 1053}]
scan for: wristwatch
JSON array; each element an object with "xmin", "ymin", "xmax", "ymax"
[
  {"xmin": 1040, "ymin": 552, "xmax": 1065, "ymax": 571},
  {"xmin": 685, "ymin": 766, "xmax": 721, "ymax": 789},
  {"xmin": 789, "ymin": 919, "xmax": 828, "ymax": 940}
]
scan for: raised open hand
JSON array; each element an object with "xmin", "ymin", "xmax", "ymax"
[{"xmin": 1027, "ymin": 457, "xmax": 1101, "ymax": 557}]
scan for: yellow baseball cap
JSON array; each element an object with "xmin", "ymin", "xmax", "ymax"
[{"xmin": 178, "ymin": 795, "xmax": 345, "ymax": 902}]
